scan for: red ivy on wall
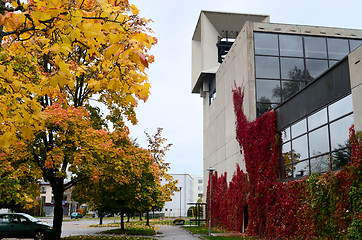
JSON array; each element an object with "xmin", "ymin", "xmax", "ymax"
[{"xmin": 206, "ymin": 86, "xmax": 362, "ymax": 239}]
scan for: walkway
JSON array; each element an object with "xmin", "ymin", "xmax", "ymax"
[{"xmin": 156, "ymin": 225, "xmax": 202, "ymax": 240}]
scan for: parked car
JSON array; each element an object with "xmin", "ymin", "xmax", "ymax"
[
  {"xmin": 0, "ymin": 213, "xmax": 53, "ymax": 240},
  {"xmin": 71, "ymin": 212, "xmax": 83, "ymax": 219}
]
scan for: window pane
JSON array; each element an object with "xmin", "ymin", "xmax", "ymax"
[
  {"xmin": 331, "ymin": 148, "xmax": 351, "ymax": 170},
  {"xmin": 308, "ymin": 108, "xmax": 327, "ymax": 130},
  {"xmin": 282, "ymin": 142, "xmax": 292, "ymax": 165},
  {"xmin": 255, "ymin": 56, "xmax": 280, "ymax": 79},
  {"xmin": 256, "ymin": 79, "xmax": 281, "ymax": 103},
  {"xmin": 330, "ymin": 114, "xmax": 354, "ymax": 150},
  {"xmin": 329, "ymin": 60, "xmax": 338, "ymax": 68},
  {"xmin": 254, "ymin": 33, "xmax": 279, "ymax": 55},
  {"xmin": 327, "ymin": 38, "xmax": 349, "ymax": 60},
  {"xmin": 283, "ymin": 164, "xmax": 293, "ymax": 178},
  {"xmin": 291, "ymin": 119, "xmax": 307, "ymax": 138},
  {"xmin": 292, "ymin": 134, "xmax": 308, "ymax": 161},
  {"xmin": 310, "ymin": 155, "xmax": 329, "ymax": 173},
  {"xmin": 309, "ymin": 126, "xmax": 329, "ymax": 157},
  {"xmin": 279, "ymin": 35, "xmax": 303, "ymax": 57},
  {"xmin": 294, "ymin": 160, "xmax": 309, "ymax": 177},
  {"xmin": 305, "ymin": 37, "xmax": 327, "ymax": 58},
  {"xmin": 280, "ymin": 58, "xmax": 305, "ymax": 80},
  {"xmin": 306, "ymin": 59, "xmax": 328, "ymax": 80},
  {"xmin": 350, "ymin": 39, "xmax": 362, "ymax": 52},
  {"xmin": 328, "ymin": 95, "xmax": 353, "ymax": 121},
  {"xmin": 256, "ymin": 103, "xmax": 278, "ymax": 117},
  {"xmin": 281, "ymin": 81, "xmax": 306, "ymax": 101},
  {"xmin": 282, "ymin": 127, "xmax": 291, "ymax": 142}
]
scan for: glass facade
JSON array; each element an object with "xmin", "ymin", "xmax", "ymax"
[
  {"xmin": 254, "ymin": 32, "xmax": 362, "ymax": 117},
  {"xmin": 280, "ymin": 94, "xmax": 353, "ymax": 180}
]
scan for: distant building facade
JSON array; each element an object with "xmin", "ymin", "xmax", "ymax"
[{"xmin": 159, "ymin": 174, "xmax": 195, "ymax": 217}]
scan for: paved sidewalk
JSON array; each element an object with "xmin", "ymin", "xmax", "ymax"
[{"xmin": 156, "ymin": 225, "xmax": 202, "ymax": 240}]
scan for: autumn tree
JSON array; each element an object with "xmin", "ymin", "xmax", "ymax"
[
  {"xmin": 0, "ymin": 0, "xmax": 156, "ymax": 239},
  {"xmin": 144, "ymin": 128, "xmax": 178, "ymax": 226}
]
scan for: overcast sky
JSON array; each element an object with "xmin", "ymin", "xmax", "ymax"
[{"xmin": 126, "ymin": 0, "xmax": 362, "ymax": 177}]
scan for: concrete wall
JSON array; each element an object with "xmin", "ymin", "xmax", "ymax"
[{"xmin": 348, "ymin": 45, "xmax": 362, "ymax": 131}]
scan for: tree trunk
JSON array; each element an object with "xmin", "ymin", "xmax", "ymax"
[
  {"xmin": 127, "ymin": 214, "xmax": 130, "ymax": 222},
  {"xmin": 139, "ymin": 212, "xmax": 142, "ymax": 221},
  {"xmin": 52, "ymin": 180, "xmax": 64, "ymax": 240},
  {"xmin": 120, "ymin": 211, "xmax": 125, "ymax": 230},
  {"xmin": 99, "ymin": 212, "xmax": 103, "ymax": 225},
  {"xmin": 146, "ymin": 211, "xmax": 150, "ymax": 226}
]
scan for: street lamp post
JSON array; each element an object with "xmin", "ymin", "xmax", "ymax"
[
  {"xmin": 207, "ymin": 167, "xmax": 215, "ymax": 236},
  {"xmin": 179, "ymin": 187, "xmax": 182, "ymax": 218}
]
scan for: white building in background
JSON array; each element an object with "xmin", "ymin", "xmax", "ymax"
[
  {"xmin": 192, "ymin": 175, "xmax": 204, "ymax": 202},
  {"xmin": 159, "ymin": 174, "xmax": 195, "ymax": 218}
]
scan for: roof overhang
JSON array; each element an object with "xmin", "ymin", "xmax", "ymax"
[{"xmin": 192, "ymin": 67, "xmax": 218, "ymax": 94}]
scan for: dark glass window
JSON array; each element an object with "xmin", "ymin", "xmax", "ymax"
[
  {"xmin": 254, "ymin": 33, "xmax": 279, "ymax": 55},
  {"xmin": 292, "ymin": 134, "xmax": 308, "ymax": 161},
  {"xmin": 305, "ymin": 36, "xmax": 327, "ymax": 58},
  {"xmin": 306, "ymin": 59, "xmax": 328, "ymax": 80},
  {"xmin": 331, "ymin": 148, "xmax": 351, "ymax": 170},
  {"xmin": 279, "ymin": 35, "xmax": 303, "ymax": 57},
  {"xmin": 256, "ymin": 79, "xmax": 281, "ymax": 103},
  {"xmin": 330, "ymin": 114, "xmax": 353, "ymax": 150},
  {"xmin": 256, "ymin": 103, "xmax": 278, "ymax": 117},
  {"xmin": 209, "ymin": 77, "xmax": 216, "ymax": 105},
  {"xmin": 327, "ymin": 38, "xmax": 349, "ymax": 60},
  {"xmin": 309, "ymin": 126, "xmax": 329, "ymax": 157},
  {"xmin": 350, "ymin": 39, "xmax": 362, "ymax": 51},
  {"xmin": 255, "ymin": 56, "xmax": 280, "ymax": 79},
  {"xmin": 281, "ymin": 81, "xmax": 306, "ymax": 101},
  {"xmin": 280, "ymin": 58, "xmax": 305, "ymax": 80},
  {"xmin": 280, "ymin": 94, "xmax": 353, "ymax": 180}
]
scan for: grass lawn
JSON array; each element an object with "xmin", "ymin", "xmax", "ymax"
[{"xmin": 183, "ymin": 225, "xmax": 257, "ymax": 239}]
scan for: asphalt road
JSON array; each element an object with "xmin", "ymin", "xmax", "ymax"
[{"xmin": 40, "ymin": 217, "xmax": 119, "ymax": 237}]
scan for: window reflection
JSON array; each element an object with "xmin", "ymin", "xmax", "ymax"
[
  {"xmin": 327, "ymin": 38, "xmax": 349, "ymax": 60},
  {"xmin": 329, "ymin": 95, "xmax": 353, "ymax": 121},
  {"xmin": 282, "ymin": 127, "xmax": 291, "ymax": 142},
  {"xmin": 254, "ymin": 33, "xmax": 279, "ymax": 55},
  {"xmin": 256, "ymin": 103, "xmax": 278, "ymax": 117},
  {"xmin": 280, "ymin": 58, "xmax": 305, "ymax": 80},
  {"xmin": 309, "ymin": 126, "xmax": 329, "ymax": 157},
  {"xmin": 255, "ymin": 56, "xmax": 280, "ymax": 79},
  {"xmin": 305, "ymin": 37, "xmax": 327, "ymax": 58},
  {"xmin": 256, "ymin": 80, "xmax": 281, "ymax": 103},
  {"xmin": 291, "ymin": 119, "xmax": 307, "ymax": 138},
  {"xmin": 308, "ymin": 108, "xmax": 327, "ymax": 131},
  {"xmin": 330, "ymin": 114, "xmax": 353, "ymax": 150},
  {"xmin": 306, "ymin": 59, "xmax": 328, "ymax": 80},
  {"xmin": 349, "ymin": 39, "xmax": 362, "ymax": 52},
  {"xmin": 332, "ymin": 148, "xmax": 351, "ymax": 170},
  {"xmin": 294, "ymin": 160, "xmax": 309, "ymax": 177},
  {"xmin": 292, "ymin": 134, "xmax": 308, "ymax": 161},
  {"xmin": 281, "ymin": 81, "xmax": 306, "ymax": 101},
  {"xmin": 279, "ymin": 35, "xmax": 303, "ymax": 57},
  {"xmin": 310, "ymin": 155, "xmax": 329, "ymax": 173}
]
